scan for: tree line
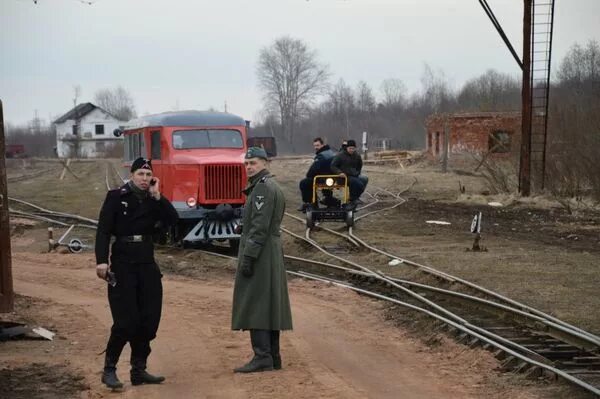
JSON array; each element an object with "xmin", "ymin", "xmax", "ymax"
[{"xmin": 252, "ymin": 37, "xmax": 597, "ymax": 155}]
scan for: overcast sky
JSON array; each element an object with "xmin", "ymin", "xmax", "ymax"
[{"xmin": 1, "ymin": 0, "xmax": 599, "ymax": 125}]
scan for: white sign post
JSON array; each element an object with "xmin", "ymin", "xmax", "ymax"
[{"xmin": 470, "ymin": 212, "xmax": 485, "ymax": 251}]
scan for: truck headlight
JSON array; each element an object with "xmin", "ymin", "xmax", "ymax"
[{"xmin": 186, "ymin": 197, "xmax": 197, "ymax": 208}]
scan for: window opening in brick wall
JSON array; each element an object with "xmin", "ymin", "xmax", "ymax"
[
  {"xmin": 489, "ymin": 131, "xmax": 511, "ymax": 153},
  {"xmin": 435, "ymin": 132, "xmax": 440, "ymax": 154}
]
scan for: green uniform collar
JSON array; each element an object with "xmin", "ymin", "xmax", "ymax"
[{"xmin": 243, "ymin": 169, "xmax": 270, "ymax": 194}]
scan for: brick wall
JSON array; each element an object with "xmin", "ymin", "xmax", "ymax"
[{"xmin": 425, "ymin": 112, "xmax": 521, "ymax": 165}]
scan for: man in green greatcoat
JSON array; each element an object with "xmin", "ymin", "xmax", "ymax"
[{"xmin": 232, "ymin": 147, "xmax": 293, "ymax": 373}]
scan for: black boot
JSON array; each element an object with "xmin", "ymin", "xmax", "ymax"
[
  {"xmin": 102, "ymin": 355, "xmax": 124, "ymax": 389},
  {"xmin": 234, "ymin": 329, "xmax": 273, "ymax": 373},
  {"xmin": 271, "ymin": 330, "xmax": 281, "ymax": 370},
  {"xmin": 130, "ymin": 357, "xmax": 165, "ymax": 385}
]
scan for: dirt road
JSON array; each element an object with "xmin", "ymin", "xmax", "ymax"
[{"xmin": 3, "ymin": 250, "xmax": 542, "ymax": 399}]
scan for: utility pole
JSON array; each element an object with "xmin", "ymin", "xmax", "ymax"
[
  {"xmin": 442, "ymin": 115, "xmax": 449, "ymax": 173},
  {"xmin": 519, "ymin": 0, "xmax": 532, "ymax": 196},
  {"xmin": 0, "ymin": 100, "xmax": 15, "ymax": 312}
]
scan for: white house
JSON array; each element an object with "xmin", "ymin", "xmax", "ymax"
[{"xmin": 54, "ymin": 103, "xmax": 125, "ymax": 158}]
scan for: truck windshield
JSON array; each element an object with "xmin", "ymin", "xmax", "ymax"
[{"xmin": 172, "ymin": 129, "xmax": 243, "ymax": 149}]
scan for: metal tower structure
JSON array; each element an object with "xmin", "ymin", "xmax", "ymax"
[
  {"xmin": 479, "ymin": 0, "xmax": 556, "ymax": 195},
  {"xmin": 529, "ymin": 0, "xmax": 556, "ymax": 190}
]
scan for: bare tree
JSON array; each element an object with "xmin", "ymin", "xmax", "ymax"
[
  {"xmin": 94, "ymin": 86, "xmax": 137, "ymax": 121},
  {"xmin": 380, "ymin": 78, "xmax": 407, "ymax": 108},
  {"xmin": 257, "ymin": 36, "xmax": 329, "ymax": 151},
  {"xmin": 457, "ymin": 69, "xmax": 520, "ymax": 111},
  {"xmin": 420, "ymin": 64, "xmax": 453, "ymax": 112},
  {"xmin": 355, "ymin": 81, "xmax": 376, "ymax": 114},
  {"xmin": 326, "ymin": 79, "xmax": 355, "ymax": 137},
  {"xmin": 557, "ymin": 40, "xmax": 600, "ymax": 85}
]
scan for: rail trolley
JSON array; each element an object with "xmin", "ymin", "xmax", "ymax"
[{"xmin": 305, "ymin": 174, "xmax": 355, "ymax": 228}]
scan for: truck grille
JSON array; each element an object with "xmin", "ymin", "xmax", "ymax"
[{"xmin": 203, "ymin": 164, "xmax": 245, "ymax": 202}]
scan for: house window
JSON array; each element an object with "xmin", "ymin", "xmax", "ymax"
[
  {"xmin": 72, "ymin": 125, "xmax": 78, "ymax": 135},
  {"xmin": 95, "ymin": 124, "xmax": 105, "ymax": 135},
  {"xmin": 489, "ymin": 131, "xmax": 511, "ymax": 153},
  {"xmin": 151, "ymin": 131, "xmax": 161, "ymax": 160}
]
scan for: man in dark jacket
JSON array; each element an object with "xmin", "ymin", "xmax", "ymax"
[
  {"xmin": 232, "ymin": 147, "xmax": 292, "ymax": 373},
  {"xmin": 95, "ymin": 157, "xmax": 178, "ymax": 389},
  {"xmin": 298, "ymin": 137, "xmax": 336, "ymax": 211},
  {"xmin": 330, "ymin": 139, "xmax": 367, "ymax": 208}
]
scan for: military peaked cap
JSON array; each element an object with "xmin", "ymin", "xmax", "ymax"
[{"xmin": 245, "ymin": 147, "xmax": 268, "ymax": 160}]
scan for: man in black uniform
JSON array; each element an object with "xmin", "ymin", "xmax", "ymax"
[{"xmin": 95, "ymin": 157, "xmax": 178, "ymax": 389}]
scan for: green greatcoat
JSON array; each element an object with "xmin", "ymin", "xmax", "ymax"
[{"xmin": 231, "ymin": 169, "xmax": 293, "ymax": 331}]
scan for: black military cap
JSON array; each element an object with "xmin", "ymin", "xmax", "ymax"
[
  {"xmin": 131, "ymin": 157, "xmax": 153, "ymax": 172},
  {"xmin": 346, "ymin": 139, "xmax": 357, "ymax": 147},
  {"xmin": 245, "ymin": 147, "xmax": 268, "ymax": 160}
]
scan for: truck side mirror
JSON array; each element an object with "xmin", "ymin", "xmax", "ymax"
[{"xmin": 113, "ymin": 128, "xmax": 123, "ymax": 137}]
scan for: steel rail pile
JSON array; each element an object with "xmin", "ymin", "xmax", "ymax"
[{"xmin": 8, "ymin": 197, "xmax": 98, "ymax": 229}]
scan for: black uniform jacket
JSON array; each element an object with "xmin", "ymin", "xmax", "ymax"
[
  {"xmin": 95, "ymin": 183, "xmax": 178, "ymax": 265},
  {"xmin": 330, "ymin": 150, "xmax": 363, "ymax": 177}
]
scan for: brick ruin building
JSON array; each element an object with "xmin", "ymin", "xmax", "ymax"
[{"xmin": 425, "ymin": 112, "xmax": 521, "ymax": 165}]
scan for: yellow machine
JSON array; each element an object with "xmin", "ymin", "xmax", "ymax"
[{"xmin": 306, "ymin": 174, "xmax": 355, "ymax": 228}]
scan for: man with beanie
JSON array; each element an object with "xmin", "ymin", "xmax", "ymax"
[
  {"xmin": 232, "ymin": 147, "xmax": 293, "ymax": 373},
  {"xmin": 95, "ymin": 157, "xmax": 178, "ymax": 389},
  {"xmin": 330, "ymin": 139, "xmax": 367, "ymax": 209}
]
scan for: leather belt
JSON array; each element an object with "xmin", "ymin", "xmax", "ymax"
[{"xmin": 116, "ymin": 235, "xmax": 152, "ymax": 243}]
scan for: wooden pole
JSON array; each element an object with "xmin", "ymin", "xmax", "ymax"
[
  {"xmin": 519, "ymin": 0, "xmax": 532, "ymax": 196},
  {"xmin": 442, "ymin": 115, "xmax": 449, "ymax": 173},
  {"xmin": 0, "ymin": 99, "xmax": 15, "ymax": 312}
]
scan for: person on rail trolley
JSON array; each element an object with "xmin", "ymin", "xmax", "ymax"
[
  {"xmin": 330, "ymin": 139, "xmax": 368, "ymax": 209},
  {"xmin": 298, "ymin": 137, "xmax": 337, "ymax": 212}
]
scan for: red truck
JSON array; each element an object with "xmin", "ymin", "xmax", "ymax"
[{"xmin": 5, "ymin": 144, "xmax": 25, "ymax": 158}]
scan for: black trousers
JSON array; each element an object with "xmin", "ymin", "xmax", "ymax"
[
  {"xmin": 347, "ymin": 176, "xmax": 366, "ymax": 201},
  {"xmin": 105, "ymin": 260, "xmax": 163, "ymax": 361}
]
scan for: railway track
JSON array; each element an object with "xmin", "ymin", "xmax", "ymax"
[
  {"xmin": 277, "ymin": 190, "xmax": 600, "ymax": 396},
  {"xmin": 105, "ymin": 161, "xmax": 126, "ymax": 191},
  {"xmin": 8, "ymin": 172, "xmax": 600, "ymax": 395}
]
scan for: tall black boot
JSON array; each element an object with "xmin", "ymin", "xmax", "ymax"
[
  {"xmin": 130, "ymin": 357, "xmax": 165, "ymax": 385},
  {"xmin": 102, "ymin": 354, "xmax": 124, "ymax": 389},
  {"xmin": 101, "ymin": 334, "xmax": 126, "ymax": 389},
  {"xmin": 130, "ymin": 340, "xmax": 165, "ymax": 385},
  {"xmin": 271, "ymin": 330, "xmax": 281, "ymax": 370},
  {"xmin": 234, "ymin": 329, "xmax": 273, "ymax": 373}
]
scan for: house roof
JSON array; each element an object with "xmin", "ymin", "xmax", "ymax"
[
  {"xmin": 124, "ymin": 110, "xmax": 246, "ymax": 129},
  {"xmin": 53, "ymin": 102, "xmax": 121, "ymax": 124}
]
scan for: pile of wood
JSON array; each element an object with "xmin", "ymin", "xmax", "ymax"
[{"xmin": 364, "ymin": 150, "xmax": 424, "ymax": 167}]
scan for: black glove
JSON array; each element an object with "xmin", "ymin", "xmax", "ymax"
[{"xmin": 241, "ymin": 256, "xmax": 254, "ymax": 277}]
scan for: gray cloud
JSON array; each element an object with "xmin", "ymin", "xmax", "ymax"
[{"xmin": 1, "ymin": 0, "xmax": 598, "ymax": 124}]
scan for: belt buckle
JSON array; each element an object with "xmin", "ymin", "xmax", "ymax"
[{"xmin": 132, "ymin": 235, "xmax": 143, "ymax": 242}]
